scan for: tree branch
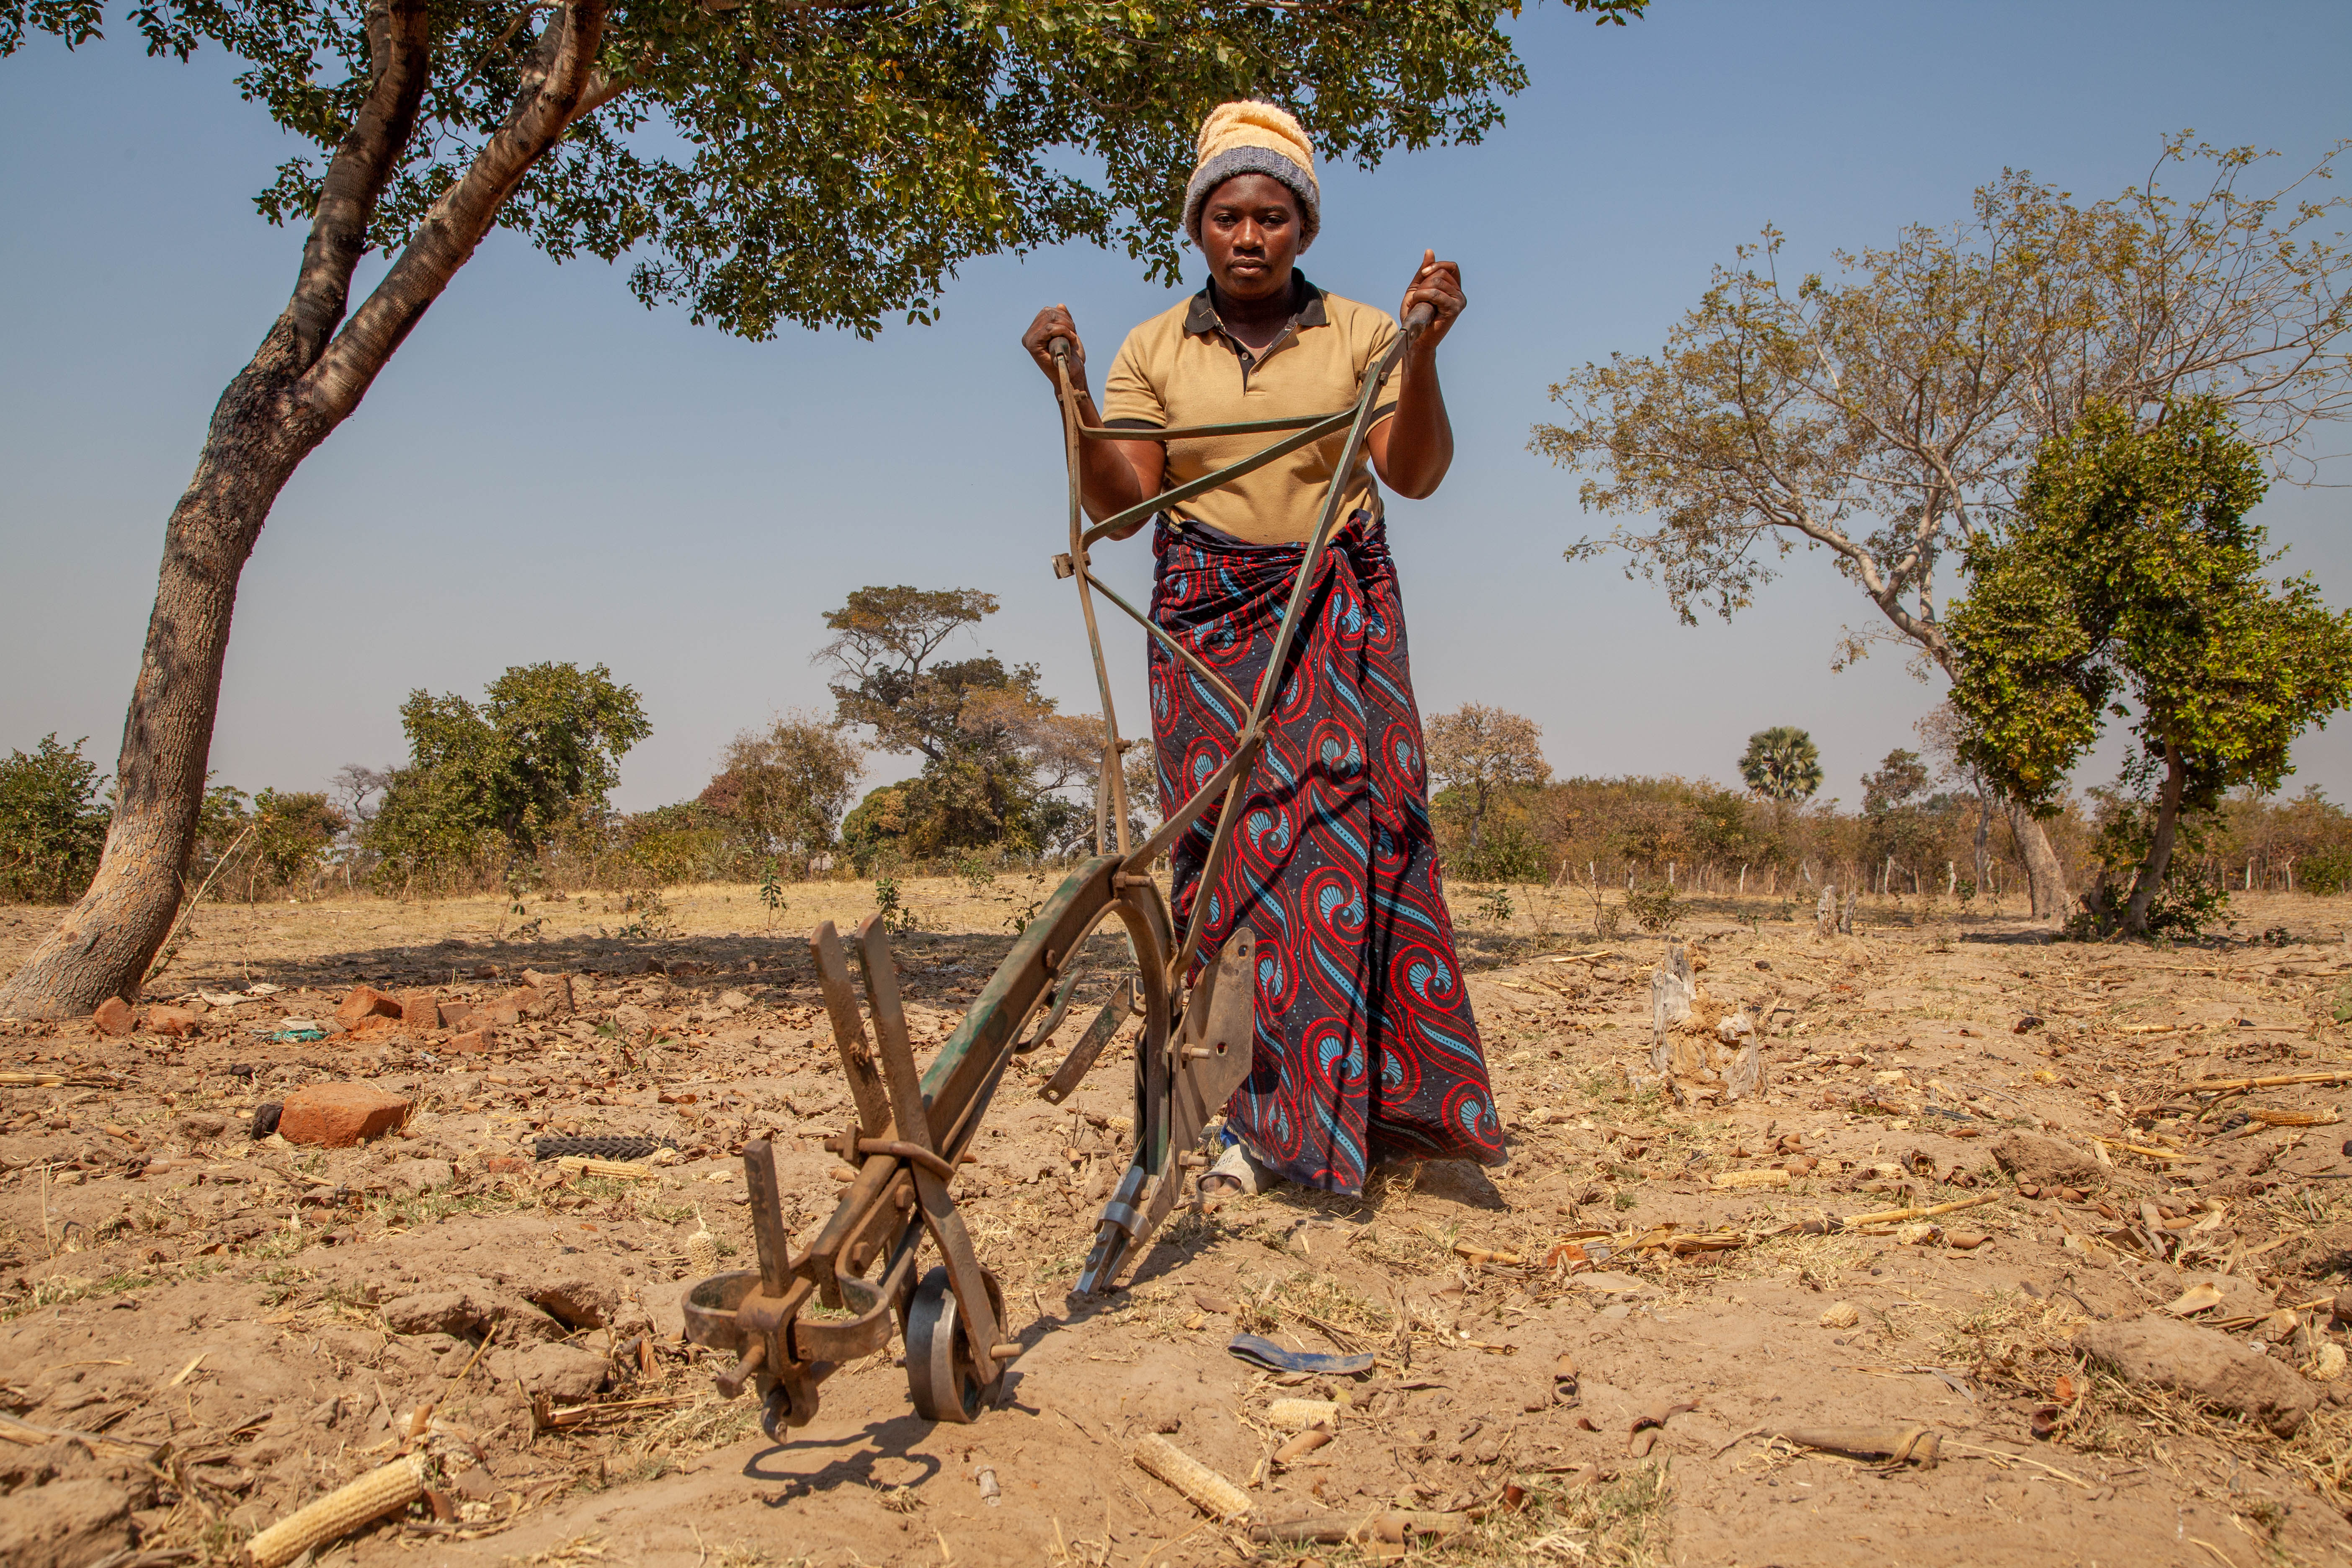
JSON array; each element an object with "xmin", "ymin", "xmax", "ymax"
[
  {"xmin": 299, "ymin": 0, "xmax": 611, "ymax": 423},
  {"xmin": 286, "ymin": 0, "xmax": 431, "ymax": 369}
]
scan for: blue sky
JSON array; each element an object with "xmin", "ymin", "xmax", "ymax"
[{"xmin": 3, "ymin": 1, "xmax": 2347, "ymax": 815}]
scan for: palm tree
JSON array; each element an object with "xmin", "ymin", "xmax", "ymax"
[{"xmin": 1740, "ymin": 727, "xmax": 1823, "ymax": 807}]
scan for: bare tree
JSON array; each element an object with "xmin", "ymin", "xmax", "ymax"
[{"xmin": 1534, "ymin": 137, "xmax": 2351, "ymax": 921}]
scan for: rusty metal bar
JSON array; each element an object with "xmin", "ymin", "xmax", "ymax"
[
  {"xmin": 810, "ymin": 920, "xmax": 892, "ymax": 1139},
  {"xmin": 855, "ymin": 916, "xmax": 1007, "ymax": 1373},
  {"xmin": 1037, "ymin": 977, "xmax": 1137, "ymax": 1106},
  {"xmin": 1077, "ymin": 412, "xmax": 1329, "ymax": 442},
  {"xmin": 1053, "ymin": 346, "xmax": 1133, "ymax": 856},
  {"xmin": 1081, "ymin": 408, "xmax": 1354, "ymax": 547},
  {"xmin": 1082, "ymin": 569, "xmax": 1248, "ymax": 716}
]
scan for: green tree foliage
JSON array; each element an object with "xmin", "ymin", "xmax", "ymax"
[
  {"xmin": 1425, "ymin": 703, "xmax": 1550, "ymax": 859},
  {"xmin": 365, "ymin": 663, "xmax": 650, "ymax": 884},
  {"xmin": 820, "ymin": 587, "xmax": 1088, "ymax": 864},
  {"xmin": 1538, "ymin": 138, "xmax": 2352, "ymax": 917},
  {"xmin": 1858, "ymin": 748, "xmax": 1937, "ymax": 890},
  {"xmin": 3, "ymin": 2, "xmax": 1635, "ymax": 338},
  {"xmin": 0, "ymin": 736, "xmax": 111, "ymax": 903},
  {"xmin": 1738, "ymin": 727, "xmax": 1823, "ymax": 806},
  {"xmin": 701, "ymin": 714, "xmax": 867, "ymax": 866},
  {"xmin": 1949, "ymin": 400, "xmax": 2352, "ymax": 936},
  {"xmin": 186, "ymin": 787, "xmax": 348, "ymax": 901}
]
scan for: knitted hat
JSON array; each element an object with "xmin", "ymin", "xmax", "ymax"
[{"xmin": 1183, "ymin": 101, "xmax": 1320, "ymax": 251}]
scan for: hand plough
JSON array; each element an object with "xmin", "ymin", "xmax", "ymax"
[{"xmin": 681, "ymin": 303, "xmax": 1434, "ymax": 1431}]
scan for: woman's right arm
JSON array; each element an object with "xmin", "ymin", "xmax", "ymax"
[{"xmin": 1023, "ymin": 305, "xmax": 1165, "ymax": 534}]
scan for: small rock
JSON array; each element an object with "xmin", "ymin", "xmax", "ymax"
[
  {"xmin": 2315, "ymin": 1343, "xmax": 2347, "ymax": 1381},
  {"xmin": 2074, "ymin": 1317, "xmax": 2317, "ymax": 1437},
  {"xmin": 510, "ymin": 1341, "xmax": 608, "ymax": 1402},
  {"xmin": 527, "ymin": 1276, "xmax": 619, "ymax": 1331},
  {"xmin": 91, "ymin": 997, "xmax": 134, "ymax": 1037},
  {"xmin": 613, "ymin": 1003, "xmax": 652, "ymax": 1036},
  {"xmin": 278, "ymin": 1083, "xmax": 412, "ymax": 1148},
  {"xmin": 382, "ymin": 1289, "xmax": 489, "ymax": 1336},
  {"xmin": 522, "ymin": 975, "xmax": 576, "ymax": 1019},
  {"xmin": 334, "ymin": 985, "xmax": 404, "ymax": 1030},
  {"xmin": 175, "ymin": 1110, "xmax": 229, "ymax": 1140},
  {"xmin": 717, "ymin": 990, "xmax": 752, "ymax": 1013},
  {"xmin": 144, "ymin": 1004, "xmax": 201, "ymax": 1037},
  {"xmin": 0, "ymin": 1477, "xmax": 133, "ymax": 1568},
  {"xmin": 1991, "ymin": 1132, "xmax": 2103, "ymax": 1190}
]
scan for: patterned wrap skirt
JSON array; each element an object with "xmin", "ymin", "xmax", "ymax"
[{"xmin": 1146, "ymin": 513, "xmax": 1506, "ymax": 1194}]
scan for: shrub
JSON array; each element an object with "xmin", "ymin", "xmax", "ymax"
[
  {"xmin": 1625, "ymin": 883, "xmax": 1680, "ymax": 933},
  {"xmin": 0, "ymin": 735, "xmax": 110, "ymax": 903}
]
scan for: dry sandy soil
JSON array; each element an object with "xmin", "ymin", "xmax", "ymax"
[{"xmin": 5, "ymin": 877, "xmax": 2352, "ymax": 1568}]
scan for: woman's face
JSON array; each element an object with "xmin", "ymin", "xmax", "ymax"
[{"xmin": 1199, "ymin": 173, "xmax": 1301, "ymax": 304}]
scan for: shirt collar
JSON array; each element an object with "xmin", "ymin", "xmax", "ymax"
[{"xmin": 1185, "ymin": 272, "xmax": 1328, "ymax": 338}]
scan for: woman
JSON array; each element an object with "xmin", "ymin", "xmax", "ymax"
[{"xmin": 1020, "ymin": 101, "xmax": 1502, "ymax": 1197}]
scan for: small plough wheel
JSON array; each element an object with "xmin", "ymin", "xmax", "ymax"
[{"xmin": 905, "ymin": 1265, "xmax": 1006, "ymax": 1424}]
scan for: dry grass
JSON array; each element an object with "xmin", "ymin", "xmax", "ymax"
[{"xmin": 1314, "ymin": 1464, "xmax": 1675, "ymax": 1568}]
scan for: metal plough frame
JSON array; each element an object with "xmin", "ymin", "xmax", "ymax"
[{"xmin": 682, "ymin": 304, "xmax": 1434, "ymax": 1432}]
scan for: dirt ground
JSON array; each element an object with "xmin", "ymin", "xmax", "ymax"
[{"xmin": 5, "ymin": 877, "xmax": 2352, "ymax": 1568}]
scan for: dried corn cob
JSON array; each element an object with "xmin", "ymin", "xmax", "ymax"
[
  {"xmin": 686, "ymin": 1209, "xmax": 719, "ymax": 1275},
  {"xmin": 245, "ymin": 1452, "xmax": 429, "ymax": 1567},
  {"xmin": 1264, "ymin": 1398, "xmax": 1340, "ymax": 1431},
  {"xmin": 556, "ymin": 1155, "xmax": 657, "ymax": 1181},
  {"xmin": 1132, "ymin": 1434, "xmax": 1252, "ymax": 1522}
]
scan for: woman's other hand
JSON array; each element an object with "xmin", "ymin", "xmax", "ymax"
[
  {"xmin": 1023, "ymin": 304, "xmax": 1087, "ymax": 389},
  {"xmin": 1398, "ymin": 250, "xmax": 1465, "ymax": 351}
]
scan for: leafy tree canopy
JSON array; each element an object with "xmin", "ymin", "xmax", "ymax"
[
  {"xmin": 1738, "ymin": 726, "xmax": 1822, "ymax": 805},
  {"xmin": 1425, "ymin": 702, "xmax": 1550, "ymax": 856},
  {"xmin": 370, "ymin": 661, "xmax": 650, "ymax": 866},
  {"xmin": 702, "ymin": 712, "xmax": 867, "ymax": 859},
  {"xmin": 1537, "ymin": 137, "xmax": 2351, "ymax": 671},
  {"xmin": 1860, "ymin": 749, "xmax": 1929, "ymax": 818},
  {"xmin": 1949, "ymin": 398, "xmax": 2352, "ymax": 934},
  {"xmin": 0, "ymin": 736, "xmax": 111, "ymax": 904},
  {"xmin": 5, "ymin": 0, "xmax": 1642, "ymax": 340}
]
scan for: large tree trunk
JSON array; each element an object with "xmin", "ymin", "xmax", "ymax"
[
  {"xmin": 0, "ymin": 0, "xmax": 609, "ymax": 1019},
  {"xmin": 2017, "ymin": 813, "xmax": 2069, "ymax": 921},
  {"xmin": 2122, "ymin": 745, "xmax": 2188, "ymax": 937},
  {"xmin": 0, "ymin": 372, "xmax": 315, "ymax": 1016}
]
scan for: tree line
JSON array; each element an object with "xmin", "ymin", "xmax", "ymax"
[
  {"xmin": 0, "ymin": 584, "xmax": 1148, "ymax": 905},
  {"xmin": 1424, "ymin": 712, "xmax": 2352, "ymax": 930}
]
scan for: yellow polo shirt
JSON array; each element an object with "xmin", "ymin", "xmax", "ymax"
[{"xmin": 1101, "ymin": 276, "xmax": 1400, "ymax": 546}]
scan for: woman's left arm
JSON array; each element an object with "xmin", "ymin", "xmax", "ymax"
[{"xmin": 1367, "ymin": 249, "xmax": 1465, "ymax": 500}]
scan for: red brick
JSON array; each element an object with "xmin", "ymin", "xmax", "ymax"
[
  {"xmin": 482, "ymin": 1155, "xmax": 529, "ymax": 1173},
  {"xmin": 446, "ymin": 1029, "xmax": 495, "ymax": 1055},
  {"xmin": 334, "ymin": 985, "xmax": 402, "ymax": 1030},
  {"xmin": 398, "ymin": 990, "xmax": 441, "ymax": 1029},
  {"xmin": 144, "ymin": 1005, "xmax": 201, "ymax": 1037},
  {"xmin": 91, "ymin": 996, "xmax": 134, "ymax": 1036},
  {"xmin": 279, "ymin": 1083, "xmax": 411, "ymax": 1148}
]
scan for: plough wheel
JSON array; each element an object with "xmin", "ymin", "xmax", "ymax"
[{"xmin": 905, "ymin": 1264, "xmax": 1007, "ymax": 1423}]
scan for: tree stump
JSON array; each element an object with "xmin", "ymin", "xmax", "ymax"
[{"xmin": 1814, "ymin": 885, "xmax": 1838, "ymax": 941}]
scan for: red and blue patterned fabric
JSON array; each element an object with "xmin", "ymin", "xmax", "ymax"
[{"xmin": 1147, "ymin": 512, "xmax": 1505, "ymax": 1194}]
